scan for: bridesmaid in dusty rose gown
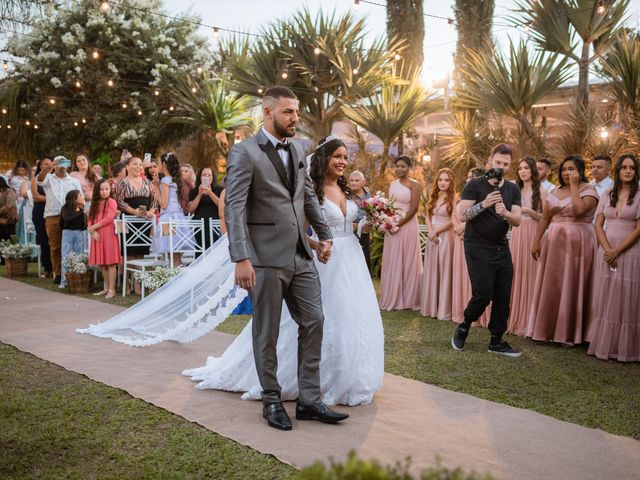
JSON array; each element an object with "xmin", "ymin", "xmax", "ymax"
[
  {"xmin": 380, "ymin": 156, "xmax": 423, "ymax": 311},
  {"xmin": 420, "ymin": 168, "xmax": 456, "ymax": 320},
  {"xmin": 527, "ymin": 155, "xmax": 599, "ymax": 345},
  {"xmin": 452, "ymin": 168, "xmax": 489, "ymax": 327},
  {"xmin": 588, "ymin": 154, "xmax": 640, "ymax": 362},
  {"xmin": 507, "ymin": 158, "xmax": 546, "ymax": 336}
]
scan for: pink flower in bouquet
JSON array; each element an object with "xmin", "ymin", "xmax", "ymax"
[{"xmin": 360, "ymin": 191, "xmax": 405, "ymax": 234}]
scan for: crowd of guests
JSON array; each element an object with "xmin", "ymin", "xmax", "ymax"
[
  {"xmin": 1, "ymin": 152, "xmax": 224, "ymax": 298},
  {"xmin": 378, "ymin": 150, "xmax": 639, "ymax": 363}
]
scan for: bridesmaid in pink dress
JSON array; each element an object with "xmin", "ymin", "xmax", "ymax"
[
  {"xmin": 507, "ymin": 158, "xmax": 546, "ymax": 336},
  {"xmin": 380, "ymin": 156, "xmax": 423, "ymax": 311},
  {"xmin": 420, "ymin": 168, "xmax": 456, "ymax": 320},
  {"xmin": 527, "ymin": 155, "xmax": 598, "ymax": 345},
  {"xmin": 452, "ymin": 168, "xmax": 489, "ymax": 327},
  {"xmin": 588, "ymin": 154, "xmax": 640, "ymax": 361}
]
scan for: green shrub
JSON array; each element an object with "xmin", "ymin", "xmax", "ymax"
[{"xmin": 299, "ymin": 452, "xmax": 492, "ymax": 480}]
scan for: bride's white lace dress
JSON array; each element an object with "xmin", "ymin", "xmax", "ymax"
[{"xmin": 183, "ymin": 198, "xmax": 384, "ymax": 406}]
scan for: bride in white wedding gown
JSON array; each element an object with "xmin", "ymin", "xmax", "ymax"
[{"xmin": 78, "ymin": 136, "xmax": 384, "ymax": 406}]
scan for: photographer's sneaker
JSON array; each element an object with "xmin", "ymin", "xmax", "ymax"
[
  {"xmin": 451, "ymin": 324, "xmax": 469, "ymax": 351},
  {"xmin": 488, "ymin": 341, "xmax": 522, "ymax": 358}
]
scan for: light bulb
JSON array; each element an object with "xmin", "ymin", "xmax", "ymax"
[
  {"xmin": 191, "ymin": 86, "xmax": 197, "ymax": 93},
  {"xmin": 49, "ymin": 98, "xmax": 56, "ymax": 105},
  {"xmin": 74, "ymin": 121, "xmax": 79, "ymax": 127},
  {"xmin": 169, "ymin": 105, "xmax": 175, "ymax": 111},
  {"xmin": 597, "ymin": 1, "xmax": 605, "ymax": 14},
  {"xmin": 281, "ymin": 71, "xmax": 288, "ymax": 79},
  {"xmin": 107, "ymin": 79, "xmax": 114, "ymax": 87},
  {"xmin": 2, "ymin": 61, "xmax": 8, "ymax": 70},
  {"xmin": 394, "ymin": 52, "xmax": 401, "ymax": 61},
  {"xmin": 82, "ymin": 118, "xmax": 87, "ymax": 124},
  {"xmin": 196, "ymin": 66, "xmax": 203, "ymax": 74},
  {"xmin": 1, "ymin": 108, "xmax": 6, "ymax": 114},
  {"xmin": 7, "ymin": 125, "xmax": 11, "ymax": 129},
  {"xmin": 25, "ymin": 120, "xmax": 30, "ymax": 126},
  {"xmin": 213, "ymin": 27, "xmax": 220, "ymax": 39},
  {"xmin": 122, "ymin": 102, "xmax": 127, "ymax": 109},
  {"xmin": 99, "ymin": 1, "xmax": 110, "ymax": 13},
  {"xmin": 75, "ymin": 80, "xmax": 81, "ymax": 88},
  {"xmin": 137, "ymin": 110, "xmax": 143, "ymax": 116},
  {"xmin": 600, "ymin": 129, "xmax": 609, "ymax": 139},
  {"xmin": 353, "ymin": 0, "xmax": 360, "ymax": 12},
  {"xmin": 314, "ymin": 47, "xmax": 321, "ymax": 55},
  {"xmin": 34, "ymin": 124, "xmax": 38, "ymax": 129},
  {"xmin": 257, "ymin": 87, "xmax": 264, "ymax": 94},
  {"xmin": 352, "ymin": 68, "xmax": 359, "ymax": 75},
  {"xmin": 154, "ymin": 89, "xmax": 160, "ymax": 96},
  {"xmin": 92, "ymin": 50, "xmax": 100, "ymax": 59}
]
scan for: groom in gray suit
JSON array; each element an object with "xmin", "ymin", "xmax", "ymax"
[{"xmin": 225, "ymin": 86, "xmax": 349, "ymax": 430}]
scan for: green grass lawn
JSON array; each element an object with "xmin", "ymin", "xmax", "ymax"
[{"xmin": 1, "ymin": 266, "xmax": 639, "ymax": 479}]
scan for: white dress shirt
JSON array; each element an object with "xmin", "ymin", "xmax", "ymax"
[
  {"xmin": 261, "ymin": 126, "xmax": 291, "ymax": 170},
  {"xmin": 540, "ymin": 179, "xmax": 555, "ymax": 192},
  {"xmin": 42, "ymin": 172, "xmax": 82, "ymax": 217},
  {"xmin": 592, "ymin": 176, "xmax": 613, "ymax": 199}
]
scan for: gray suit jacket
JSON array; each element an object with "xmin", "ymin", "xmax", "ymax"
[{"xmin": 225, "ymin": 129, "xmax": 332, "ymax": 268}]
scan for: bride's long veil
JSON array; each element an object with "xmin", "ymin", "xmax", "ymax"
[{"xmin": 76, "ymin": 235, "xmax": 247, "ymax": 346}]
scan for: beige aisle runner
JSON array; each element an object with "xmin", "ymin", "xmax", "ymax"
[{"xmin": 1, "ymin": 278, "xmax": 638, "ymax": 480}]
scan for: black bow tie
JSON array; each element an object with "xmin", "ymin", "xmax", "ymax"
[{"xmin": 276, "ymin": 142, "xmax": 290, "ymax": 151}]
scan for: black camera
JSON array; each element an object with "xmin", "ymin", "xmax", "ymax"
[{"xmin": 485, "ymin": 167, "xmax": 504, "ymax": 182}]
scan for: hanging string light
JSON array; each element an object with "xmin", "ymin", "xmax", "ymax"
[
  {"xmin": 597, "ymin": 1, "xmax": 606, "ymax": 14},
  {"xmin": 2, "ymin": 61, "xmax": 8, "ymax": 70},
  {"xmin": 191, "ymin": 86, "xmax": 197, "ymax": 93},
  {"xmin": 48, "ymin": 98, "xmax": 56, "ymax": 105},
  {"xmin": 257, "ymin": 87, "xmax": 264, "ymax": 94},
  {"xmin": 154, "ymin": 89, "xmax": 160, "ymax": 96},
  {"xmin": 394, "ymin": 52, "xmax": 401, "ymax": 61},
  {"xmin": 137, "ymin": 110, "xmax": 143, "ymax": 116},
  {"xmin": 314, "ymin": 47, "xmax": 321, "ymax": 55},
  {"xmin": 33, "ymin": 124, "xmax": 39, "ymax": 129},
  {"xmin": 169, "ymin": 105, "xmax": 175, "ymax": 111},
  {"xmin": 25, "ymin": 120, "xmax": 30, "ymax": 126},
  {"xmin": 213, "ymin": 27, "xmax": 220, "ymax": 39},
  {"xmin": 281, "ymin": 71, "xmax": 288, "ymax": 79},
  {"xmin": 74, "ymin": 121, "xmax": 79, "ymax": 126},
  {"xmin": 107, "ymin": 79, "xmax": 114, "ymax": 87},
  {"xmin": 352, "ymin": 68, "xmax": 359, "ymax": 75},
  {"xmin": 121, "ymin": 102, "xmax": 128, "ymax": 109},
  {"xmin": 196, "ymin": 66, "xmax": 203, "ymax": 74},
  {"xmin": 99, "ymin": 1, "xmax": 110, "ymax": 13},
  {"xmin": 75, "ymin": 80, "xmax": 81, "ymax": 88},
  {"xmin": 92, "ymin": 50, "xmax": 100, "ymax": 59},
  {"xmin": 82, "ymin": 118, "xmax": 87, "ymax": 124},
  {"xmin": 1, "ymin": 108, "xmax": 6, "ymax": 114},
  {"xmin": 353, "ymin": 0, "xmax": 360, "ymax": 12}
]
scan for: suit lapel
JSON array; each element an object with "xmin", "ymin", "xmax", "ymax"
[
  {"xmin": 259, "ymin": 140, "xmax": 290, "ymax": 190},
  {"xmin": 290, "ymin": 144, "xmax": 299, "ymax": 195}
]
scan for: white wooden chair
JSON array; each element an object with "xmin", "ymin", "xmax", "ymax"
[
  {"xmin": 208, "ymin": 219, "xmax": 222, "ymax": 246},
  {"xmin": 23, "ymin": 219, "xmax": 41, "ymax": 276},
  {"xmin": 121, "ymin": 215, "xmax": 166, "ymax": 298},
  {"xmin": 418, "ymin": 224, "xmax": 429, "ymax": 258},
  {"xmin": 160, "ymin": 217, "xmax": 205, "ymax": 268}
]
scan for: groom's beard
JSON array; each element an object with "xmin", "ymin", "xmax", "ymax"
[{"xmin": 274, "ymin": 117, "xmax": 296, "ymax": 138}]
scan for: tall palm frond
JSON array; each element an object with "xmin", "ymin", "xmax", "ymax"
[
  {"xmin": 440, "ymin": 110, "xmax": 492, "ymax": 173},
  {"xmin": 342, "ymin": 68, "xmax": 438, "ymax": 174},
  {"xmin": 164, "ymin": 72, "xmax": 257, "ymax": 158},
  {"xmin": 512, "ymin": 0, "xmax": 630, "ymax": 108},
  {"xmin": 457, "ymin": 40, "xmax": 571, "ymax": 152}
]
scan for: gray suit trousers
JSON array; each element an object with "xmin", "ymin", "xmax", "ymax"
[{"xmin": 250, "ymin": 251, "xmax": 324, "ymax": 405}]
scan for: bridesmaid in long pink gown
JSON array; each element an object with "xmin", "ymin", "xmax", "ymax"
[
  {"xmin": 380, "ymin": 156, "xmax": 423, "ymax": 311},
  {"xmin": 527, "ymin": 155, "xmax": 599, "ymax": 345},
  {"xmin": 420, "ymin": 168, "xmax": 456, "ymax": 320},
  {"xmin": 452, "ymin": 168, "xmax": 489, "ymax": 327},
  {"xmin": 507, "ymin": 158, "xmax": 546, "ymax": 336},
  {"xmin": 588, "ymin": 154, "xmax": 640, "ymax": 361}
]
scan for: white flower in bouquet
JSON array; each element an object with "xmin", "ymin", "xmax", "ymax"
[
  {"xmin": 0, "ymin": 238, "xmax": 35, "ymax": 260},
  {"xmin": 63, "ymin": 252, "xmax": 90, "ymax": 274}
]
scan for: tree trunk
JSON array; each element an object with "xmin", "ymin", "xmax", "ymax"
[
  {"xmin": 577, "ymin": 41, "xmax": 590, "ymax": 111},
  {"xmin": 386, "ymin": 0, "xmax": 425, "ymax": 78},
  {"xmin": 380, "ymin": 144, "xmax": 390, "ymax": 176},
  {"xmin": 397, "ymin": 131, "xmax": 404, "ymax": 156}
]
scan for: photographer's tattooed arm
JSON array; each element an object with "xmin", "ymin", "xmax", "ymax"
[{"xmin": 459, "ymin": 202, "xmax": 485, "ymax": 222}]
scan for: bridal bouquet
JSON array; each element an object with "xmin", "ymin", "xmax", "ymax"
[{"xmin": 359, "ymin": 192, "xmax": 405, "ymax": 234}]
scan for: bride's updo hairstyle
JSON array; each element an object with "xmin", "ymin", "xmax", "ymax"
[{"xmin": 309, "ymin": 135, "xmax": 352, "ymax": 204}]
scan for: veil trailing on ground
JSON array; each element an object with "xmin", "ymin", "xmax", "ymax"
[{"xmin": 76, "ymin": 235, "xmax": 247, "ymax": 347}]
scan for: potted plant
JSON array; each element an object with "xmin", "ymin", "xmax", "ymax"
[
  {"xmin": 0, "ymin": 236, "xmax": 35, "ymax": 277},
  {"xmin": 64, "ymin": 252, "xmax": 92, "ymax": 294},
  {"xmin": 135, "ymin": 266, "xmax": 182, "ymax": 293}
]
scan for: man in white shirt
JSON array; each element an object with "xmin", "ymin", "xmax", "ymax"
[
  {"xmin": 36, "ymin": 156, "xmax": 82, "ymax": 284},
  {"xmin": 536, "ymin": 158, "xmax": 555, "ymax": 192},
  {"xmin": 591, "ymin": 154, "xmax": 614, "ymax": 198}
]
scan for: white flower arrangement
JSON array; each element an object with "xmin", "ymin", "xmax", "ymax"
[
  {"xmin": 135, "ymin": 266, "xmax": 182, "ymax": 290},
  {"xmin": 63, "ymin": 252, "xmax": 90, "ymax": 274},
  {"xmin": 0, "ymin": 238, "xmax": 35, "ymax": 260}
]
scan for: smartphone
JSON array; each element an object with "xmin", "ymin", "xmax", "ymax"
[
  {"xmin": 201, "ymin": 177, "xmax": 210, "ymax": 188},
  {"xmin": 58, "ymin": 159, "xmax": 71, "ymax": 169},
  {"xmin": 138, "ymin": 205, "xmax": 147, "ymax": 213}
]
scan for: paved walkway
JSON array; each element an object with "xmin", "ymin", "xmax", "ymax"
[{"xmin": 1, "ymin": 277, "xmax": 639, "ymax": 480}]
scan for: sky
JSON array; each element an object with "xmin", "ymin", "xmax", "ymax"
[{"xmin": 163, "ymin": 0, "xmax": 640, "ymax": 87}]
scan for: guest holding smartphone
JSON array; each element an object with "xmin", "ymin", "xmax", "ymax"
[{"xmin": 187, "ymin": 167, "xmax": 223, "ymax": 255}]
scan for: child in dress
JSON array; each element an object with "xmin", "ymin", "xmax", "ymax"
[{"xmin": 88, "ymin": 179, "xmax": 120, "ymax": 299}]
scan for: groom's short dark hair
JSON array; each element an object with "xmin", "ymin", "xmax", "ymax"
[{"xmin": 263, "ymin": 86, "xmax": 297, "ymax": 101}]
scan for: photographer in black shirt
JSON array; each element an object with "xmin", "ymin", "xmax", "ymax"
[{"xmin": 452, "ymin": 144, "xmax": 523, "ymax": 357}]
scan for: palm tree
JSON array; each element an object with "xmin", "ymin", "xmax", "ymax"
[
  {"xmin": 453, "ymin": 0, "xmax": 495, "ymax": 90},
  {"xmin": 219, "ymin": 8, "xmax": 405, "ymax": 142},
  {"xmin": 440, "ymin": 110, "xmax": 492, "ymax": 174},
  {"xmin": 342, "ymin": 69, "xmax": 438, "ymax": 175},
  {"xmin": 456, "ymin": 40, "xmax": 571, "ymax": 153},
  {"xmin": 599, "ymin": 32, "xmax": 640, "ymax": 148},
  {"xmin": 164, "ymin": 72, "xmax": 256, "ymax": 160},
  {"xmin": 386, "ymin": 0, "xmax": 425, "ymax": 78},
  {"xmin": 513, "ymin": 0, "xmax": 630, "ymax": 109}
]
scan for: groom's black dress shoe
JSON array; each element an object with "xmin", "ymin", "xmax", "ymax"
[
  {"xmin": 295, "ymin": 400, "xmax": 349, "ymax": 424},
  {"xmin": 263, "ymin": 402, "xmax": 292, "ymax": 431}
]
